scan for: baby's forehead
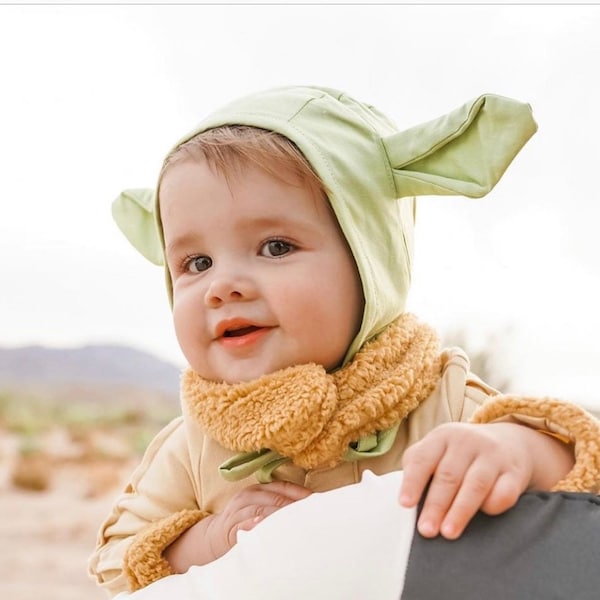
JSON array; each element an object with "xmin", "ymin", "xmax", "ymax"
[
  {"xmin": 161, "ymin": 156, "xmax": 329, "ymax": 218},
  {"xmin": 159, "ymin": 141, "xmax": 328, "ymax": 225},
  {"xmin": 162, "ymin": 125, "xmax": 326, "ymax": 194}
]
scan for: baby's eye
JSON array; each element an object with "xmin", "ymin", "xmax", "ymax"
[
  {"xmin": 260, "ymin": 239, "xmax": 294, "ymax": 258},
  {"xmin": 186, "ymin": 255, "xmax": 213, "ymax": 273}
]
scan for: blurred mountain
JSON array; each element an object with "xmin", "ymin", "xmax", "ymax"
[{"xmin": 0, "ymin": 344, "xmax": 182, "ymax": 400}]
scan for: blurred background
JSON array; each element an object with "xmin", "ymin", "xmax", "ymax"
[{"xmin": 1, "ymin": 3, "xmax": 599, "ymax": 598}]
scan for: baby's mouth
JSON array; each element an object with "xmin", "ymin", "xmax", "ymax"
[
  {"xmin": 223, "ymin": 325, "xmax": 261, "ymax": 338},
  {"xmin": 215, "ymin": 319, "xmax": 274, "ymax": 346},
  {"xmin": 217, "ymin": 322, "xmax": 273, "ymax": 349}
]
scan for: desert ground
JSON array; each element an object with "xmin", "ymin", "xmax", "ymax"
[
  {"xmin": 0, "ymin": 478, "xmax": 122, "ymax": 600},
  {"xmin": 0, "ymin": 410, "xmax": 164, "ymax": 600},
  {"xmin": 0, "ymin": 435, "xmax": 138, "ymax": 600},
  {"xmin": 0, "ymin": 379, "xmax": 181, "ymax": 600}
]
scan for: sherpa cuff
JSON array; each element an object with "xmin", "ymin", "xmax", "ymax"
[
  {"xmin": 124, "ymin": 508, "xmax": 209, "ymax": 592},
  {"xmin": 470, "ymin": 395, "xmax": 600, "ymax": 493}
]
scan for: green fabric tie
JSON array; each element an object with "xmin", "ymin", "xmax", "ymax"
[
  {"xmin": 218, "ymin": 424, "xmax": 401, "ymax": 483},
  {"xmin": 219, "ymin": 449, "xmax": 288, "ymax": 483},
  {"xmin": 343, "ymin": 423, "xmax": 400, "ymax": 461}
]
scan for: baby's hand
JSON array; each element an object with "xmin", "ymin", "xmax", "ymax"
[
  {"xmin": 165, "ymin": 480, "xmax": 311, "ymax": 572},
  {"xmin": 205, "ymin": 481, "xmax": 311, "ymax": 560},
  {"xmin": 398, "ymin": 422, "xmax": 536, "ymax": 540}
]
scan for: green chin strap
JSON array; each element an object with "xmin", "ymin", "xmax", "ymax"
[{"xmin": 219, "ymin": 424, "xmax": 401, "ymax": 483}]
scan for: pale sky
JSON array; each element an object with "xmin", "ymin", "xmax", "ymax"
[{"xmin": 1, "ymin": 4, "xmax": 600, "ymax": 408}]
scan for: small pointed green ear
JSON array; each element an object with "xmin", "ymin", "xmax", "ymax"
[
  {"xmin": 111, "ymin": 188, "xmax": 165, "ymax": 266},
  {"xmin": 383, "ymin": 94, "xmax": 538, "ymax": 198}
]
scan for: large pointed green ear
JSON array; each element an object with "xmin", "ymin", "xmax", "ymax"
[
  {"xmin": 111, "ymin": 188, "xmax": 164, "ymax": 266},
  {"xmin": 383, "ymin": 94, "xmax": 538, "ymax": 198}
]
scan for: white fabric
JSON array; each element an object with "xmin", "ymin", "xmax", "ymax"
[{"xmin": 117, "ymin": 470, "xmax": 415, "ymax": 600}]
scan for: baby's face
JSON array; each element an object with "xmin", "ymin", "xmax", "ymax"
[{"xmin": 160, "ymin": 159, "xmax": 364, "ymax": 383}]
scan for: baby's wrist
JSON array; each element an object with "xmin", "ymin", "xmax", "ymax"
[{"xmin": 524, "ymin": 426, "xmax": 574, "ymax": 491}]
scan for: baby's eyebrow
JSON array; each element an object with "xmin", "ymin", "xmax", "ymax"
[
  {"xmin": 241, "ymin": 215, "xmax": 318, "ymax": 233},
  {"xmin": 164, "ymin": 232, "xmax": 205, "ymax": 258}
]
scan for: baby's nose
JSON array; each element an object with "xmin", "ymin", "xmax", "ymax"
[{"xmin": 204, "ymin": 272, "xmax": 254, "ymax": 307}]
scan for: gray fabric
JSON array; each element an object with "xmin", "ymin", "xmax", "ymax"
[{"xmin": 401, "ymin": 491, "xmax": 600, "ymax": 599}]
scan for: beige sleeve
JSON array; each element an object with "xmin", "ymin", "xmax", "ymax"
[
  {"xmin": 471, "ymin": 395, "xmax": 600, "ymax": 493},
  {"xmin": 123, "ymin": 507, "xmax": 208, "ymax": 592},
  {"xmin": 87, "ymin": 417, "xmax": 208, "ymax": 596},
  {"xmin": 403, "ymin": 347, "xmax": 498, "ymax": 444}
]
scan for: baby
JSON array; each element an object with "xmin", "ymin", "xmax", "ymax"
[{"xmin": 89, "ymin": 86, "xmax": 600, "ymax": 597}]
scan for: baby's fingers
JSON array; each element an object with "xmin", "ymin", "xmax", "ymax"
[
  {"xmin": 411, "ymin": 451, "xmax": 482, "ymax": 538},
  {"xmin": 480, "ymin": 471, "xmax": 524, "ymax": 516},
  {"xmin": 429, "ymin": 464, "xmax": 523, "ymax": 540},
  {"xmin": 260, "ymin": 480, "xmax": 313, "ymax": 502},
  {"xmin": 399, "ymin": 437, "xmax": 446, "ymax": 508},
  {"xmin": 435, "ymin": 463, "xmax": 498, "ymax": 539},
  {"xmin": 234, "ymin": 513, "xmax": 267, "ymax": 539}
]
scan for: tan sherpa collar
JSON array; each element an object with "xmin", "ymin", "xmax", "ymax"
[{"xmin": 182, "ymin": 313, "xmax": 442, "ymax": 470}]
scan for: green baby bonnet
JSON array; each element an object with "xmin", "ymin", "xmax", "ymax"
[{"xmin": 113, "ymin": 86, "xmax": 537, "ymax": 363}]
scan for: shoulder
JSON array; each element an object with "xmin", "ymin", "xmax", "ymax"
[
  {"xmin": 411, "ymin": 347, "xmax": 499, "ymax": 426},
  {"xmin": 125, "ymin": 416, "xmax": 197, "ymax": 490},
  {"xmin": 441, "ymin": 346, "xmax": 500, "ymax": 411}
]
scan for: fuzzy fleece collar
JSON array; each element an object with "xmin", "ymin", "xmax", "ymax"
[{"xmin": 181, "ymin": 314, "xmax": 442, "ymax": 471}]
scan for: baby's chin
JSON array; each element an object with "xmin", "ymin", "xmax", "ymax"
[
  {"xmin": 193, "ymin": 361, "xmax": 292, "ymax": 385},
  {"xmin": 195, "ymin": 357, "xmax": 329, "ymax": 385}
]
